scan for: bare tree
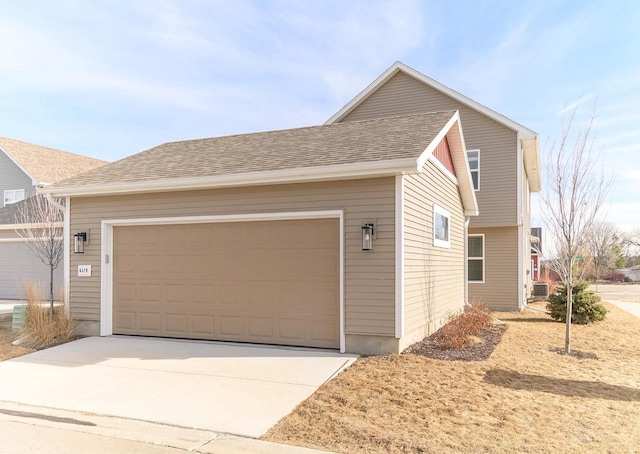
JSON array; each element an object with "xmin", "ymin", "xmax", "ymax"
[
  {"xmin": 541, "ymin": 104, "xmax": 612, "ymax": 354},
  {"xmin": 585, "ymin": 222, "xmax": 623, "ymax": 289},
  {"xmin": 15, "ymin": 195, "xmax": 64, "ymax": 313}
]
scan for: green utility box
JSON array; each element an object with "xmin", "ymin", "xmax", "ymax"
[{"xmin": 12, "ymin": 304, "xmax": 28, "ymax": 332}]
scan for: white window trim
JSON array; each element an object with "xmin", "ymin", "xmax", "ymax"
[
  {"xmin": 433, "ymin": 204, "xmax": 451, "ymax": 249},
  {"xmin": 3, "ymin": 189, "xmax": 25, "ymax": 207},
  {"xmin": 467, "ymin": 149, "xmax": 480, "ymax": 191},
  {"xmin": 468, "ymin": 233, "xmax": 485, "ymax": 283}
]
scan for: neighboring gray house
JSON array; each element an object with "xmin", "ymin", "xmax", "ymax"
[{"xmin": 0, "ymin": 138, "xmax": 107, "ymax": 299}]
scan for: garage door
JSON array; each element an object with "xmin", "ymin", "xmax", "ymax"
[
  {"xmin": 0, "ymin": 241, "xmax": 63, "ymax": 300},
  {"xmin": 113, "ymin": 218, "xmax": 340, "ymax": 348}
]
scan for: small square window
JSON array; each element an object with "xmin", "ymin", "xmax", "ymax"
[
  {"xmin": 433, "ymin": 205, "xmax": 451, "ymax": 248},
  {"xmin": 3, "ymin": 189, "xmax": 25, "ymax": 206}
]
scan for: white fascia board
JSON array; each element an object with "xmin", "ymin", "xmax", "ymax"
[
  {"xmin": 0, "ymin": 222, "xmax": 64, "ymax": 230},
  {"xmin": 39, "ymin": 158, "xmax": 418, "ymax": 198},
  {"xmin": 326, "ymin": 62, "xmax": 538, "ymax": 139},
  {"xmin": 416, "ymin": 112, "xmax": 478, "ymax": 216},
  {"xmin": 416, "ymin": 111, "xmax": 460, "ymax": 170},
  {"xmin": 522, "ymin": 136, "xmax": 541, "ymax": 192},
  {"xmin": 415, "ymin": 112, "xmax": 478, "ymax": 215},
  {"xmin": 0, "ymin": 145, "xmax": 39, "ymax": 186}
]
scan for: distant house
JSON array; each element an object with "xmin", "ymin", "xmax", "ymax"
[
  {"xmin": 531, "ymin": 227, "xmax": 542, "ymax": 281},
  {"xmin": 0, "ymin": 138, "xmax": 107, "ymax": 299},
  {"xmin": 620, "ymin": 266, "xmax": 640, "ymax": 282}
]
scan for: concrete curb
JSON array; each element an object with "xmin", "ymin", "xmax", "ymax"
[{"xmin": 0, "ymin": 401, "xmax": 333, "ymax": 453}]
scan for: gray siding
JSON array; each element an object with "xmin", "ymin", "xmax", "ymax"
[
  {"xmin": 468, "ymin": 226, "xmax": 519, "ymax": 311},
  {"xmin": 69, "ymin": 178, "xmax": 397, "ymax": 338},
  {"xmin": 0, "ymin": 234, "xmax": 63, "ymax": 300},
  {"xmin": 0, "ymin": 150, "xmax": 36, "ymax": 206},
  {"xmin": 340, "ymin": 71, "xmax": 519, "ymax": 228},
  {"xmin": 402, "ymin": 160, "xmax": 465, "ymax": 350}
]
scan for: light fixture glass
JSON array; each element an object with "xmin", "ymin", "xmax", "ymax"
[
  {"xmin": 362, "ymin": 224, "xmax": 374, "ymax": 251},
  {"xmin": 74, "ymin": 232, "xmax": 87, "ymax": 254}
]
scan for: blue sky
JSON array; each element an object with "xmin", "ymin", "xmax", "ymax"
[{"xmin": 1, "ymin": 0, "xmax": 638, "ymax": 231}]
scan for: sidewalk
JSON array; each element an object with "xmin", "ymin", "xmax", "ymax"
[
  {"xmin": 605, "ymin": 299, "xmax": 640, "ymax": 318},
  {"xmin": 0, "ymin": 401, "xmax": 333, "ymax": 454}
]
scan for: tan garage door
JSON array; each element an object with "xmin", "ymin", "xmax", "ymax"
[{"xmin": 113, "ymin": 218, "xmax": 340, "ymax": 348}]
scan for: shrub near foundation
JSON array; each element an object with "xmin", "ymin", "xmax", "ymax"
[
  {"xmin": 433, "ymin": 301, "xmax": 493, "ymax": 349},
  {"xmin": 546, "ymin": 280, "xmax": 608, "ymax": 324}
]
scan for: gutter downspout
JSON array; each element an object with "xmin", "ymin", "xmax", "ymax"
[
  {"xmin": 45, "ymin": 193, "xmax": 65, "ymax": 212},
  {"xmin": 44, "ymin": 192, "xmax": 69, "ymax": 314},
  {"xmin": 464, "ymin": 216, "xmax": 471, "ymax": 306}
]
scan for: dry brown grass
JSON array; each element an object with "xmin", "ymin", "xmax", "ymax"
[
  {"xmin": 0, "ymin": 314, "xmax": 35, "ymax": 361},
  {"xmin": 433, "ymin": 301, "xmax": 493, "ymax": 349},
  {"xmin": 264, "ymin": 302, "xmax": 640, "ymax": 453},
  {"xmin": 17, "ymin": 282, "xmax": 76, "ymax": 350}
]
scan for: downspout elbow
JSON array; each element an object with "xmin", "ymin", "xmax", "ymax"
[{"xmin": 45, "ymin": 193, "xmax": 65, "ymax": 212}]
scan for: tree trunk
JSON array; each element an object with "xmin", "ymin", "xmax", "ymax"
[
  {"xmin": 50, "ymin": 263, "xmax": 54, "ymax": 316},
  {"xmin": 565, "ymin": 260, "xmax": 573, "ymax": 354}
]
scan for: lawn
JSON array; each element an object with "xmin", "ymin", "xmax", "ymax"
[{"xmin": 264, "ymin": 302, "xmax": 640, "ymax": 453}]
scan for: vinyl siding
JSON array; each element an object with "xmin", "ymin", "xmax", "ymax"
[
  {"xmin": 69, "ymin": 178, "xmax": 396, "ymax": 337},
  {"xmin": 0, "ymin": 150, "xmax": 36, "ymax": 206},
  {"xmin": 468, "ymin": 226, "xmax": 519, "ymax": 311},
  {"xmin": 401, "ymin": 159, "xmax": 465, "ymax": 349},
  {"xmin": 339, "ymin": 71, "xmax": 519, "ymax": 228},
  {"xmin": 0, "ymin": 231, "xmax": 63, "ymax": 300}
]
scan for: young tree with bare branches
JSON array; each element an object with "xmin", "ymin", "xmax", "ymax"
[
  {"xmin": 15, "ymin": 195, "xmax": 64, "ymax": 312},
  {"xmin": 541, "ymin": 104, "xmax": 612, "ymax": 354}
]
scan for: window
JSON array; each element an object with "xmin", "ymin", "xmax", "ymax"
[
  {"xmin": 468, "ymin": 234, "xmax": 484, "ymax": 282},
  {"xmin": 467, "ymin": 149, "xmax": 479, "ymax": 190},
  {"xmin": 433, "ymin": 205, "xmax": 450, "ymax": 248},
  {"xmin": 3, "ymin": 189, "xmax": 25, "ymax": 207}
]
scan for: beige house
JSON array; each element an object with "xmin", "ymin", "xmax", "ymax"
[
  {"xmin": 327, "ymin": 62, "xmax": 541, "ymax": 311},
  {"xmin": 43, "ymin": 110, "xmax": 477, "ymax": 355}
]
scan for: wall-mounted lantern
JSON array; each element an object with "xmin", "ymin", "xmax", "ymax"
[
  {"xmin": 74, "ymin": 232, "xmax": 87, "ymax": 254},
  {"xmin": 362, "ymin": 223, "xmax": 374, "ymax": 251}
]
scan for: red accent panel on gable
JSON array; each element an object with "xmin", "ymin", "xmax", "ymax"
[{"xmin": 433, "ymin": 137, "xmax": 456, "ymax": 176}]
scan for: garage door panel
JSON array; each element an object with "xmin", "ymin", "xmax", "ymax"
[
  {"xmin": 218, "ymin": 315, "xmax": 243, "ymax": 337},
  {"xmin": 139, "ymin": 312, "xmax": 161, "ymax": 332},
  {"xmin": 311, "ymin": 319, "xmax": 340, "ymax": 345},
  {"xmin": 115, "ymin": 312, "xmax": 136, "ymax": 331},
  {"xmin": 113, "ymin": 219, "xmax": 339, "ymax": 348},
  {"xmin": 165, "ymin": 313, "xmax": 188, "ymax": 335},
  {"xmin": 191, "ymin": 314, "xmax": 215, "ymax": 336},
  {"xmin": 278, "ymin": 319, "xmax": 306, "ymax": 343},
  {"xmin": 248, "ymin": 317, "xmax": 274, "ymax": 339},
  {"xmin": 166, "ymin": 284, "xmax": 188, "ymax": 303}
]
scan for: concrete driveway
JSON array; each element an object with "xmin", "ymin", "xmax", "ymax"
[{"xmin": 0, "ymin": 336, "xmax": 357, "ymax": 438}]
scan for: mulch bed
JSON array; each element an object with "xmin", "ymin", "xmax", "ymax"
[{"xmin": 404, "ymin": 322, "xmax": 507, "ymax": 361}]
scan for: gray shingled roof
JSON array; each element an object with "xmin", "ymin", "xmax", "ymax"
[
  {"xmin": 0, "ymin": 137, "xmax": 108, "ymax": 184},
  {"xmin": 0, "ymin": 200, "xmax": 22, "ymax": 225},
  {"xmin": 52, "ymin": 111, "xmax": 456, "ymax": 188}
]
